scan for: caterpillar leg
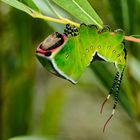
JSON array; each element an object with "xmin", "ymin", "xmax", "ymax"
[{"xmin": 103, "ymin": 69, "xmax": 124, "ymax": 132}]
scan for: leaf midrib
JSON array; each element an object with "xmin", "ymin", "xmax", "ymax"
[{"xmin": 72, "ymin": 0, "xmax": 102, "ymax": 28}]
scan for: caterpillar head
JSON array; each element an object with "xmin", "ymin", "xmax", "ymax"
[
  {"xmin": 36, "ymin": 32, "xmax": 68, "ymax": 75},
  {"xmin": 36, "ymin": 32, "xmax": 67, "ymax": 57}
]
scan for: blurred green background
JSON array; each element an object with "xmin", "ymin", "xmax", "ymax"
[{"xmin": 0, "ymin": 0, "xmax": 140, "ymax": 140}]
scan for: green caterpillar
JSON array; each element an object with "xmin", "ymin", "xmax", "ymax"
[{"xmin": 36, "ymin": 23, "xmax": 126, "ymax": 132}]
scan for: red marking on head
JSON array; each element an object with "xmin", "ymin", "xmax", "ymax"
[{"xmin": 36, "ymin": 33, "xmax": 68, "ymax": 56}]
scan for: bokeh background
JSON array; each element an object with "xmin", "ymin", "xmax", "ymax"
[{"xmin": 0, "ymin": 0, "xmax": 140, "ymax": 140}]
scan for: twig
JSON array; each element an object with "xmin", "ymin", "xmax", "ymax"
[
  {"xmin": 32, "ymin": 12, "xmax": 140, "ymax": 44},
  {"xmin": 32, "ymin": 12, "xmax": 80, "ymax": 27},
  {"xmin": 124, "ymin": 36, "xmax": 140, "ymax": 44},
  {"xmin": 110, "ymin": 32, "xmax": 140, "ymax": 44}
]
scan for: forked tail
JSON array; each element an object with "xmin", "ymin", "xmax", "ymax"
[{"xmin": 100, "ymin": 70, "xmax": 124, "ymax": 132}]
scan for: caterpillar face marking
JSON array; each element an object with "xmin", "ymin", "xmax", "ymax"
[
  {"xmin": 36, "ymin": 23, "xmax": 126, "ymax": 132},
  {"xmin": 36, "ymin": 32, "xmax": 76, "ymax": 83},
  {"xmin": 36, "ymin": 32, "xmax": 67, "ymax": 57}
]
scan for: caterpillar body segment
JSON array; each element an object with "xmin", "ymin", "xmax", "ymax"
[
  {"xmin": 36, "ymin": 24, "xmax": 126, "ymax": 83},
  {"xmin": 36, "ymin": 23, "xmax": 127, "ymax": 132}
]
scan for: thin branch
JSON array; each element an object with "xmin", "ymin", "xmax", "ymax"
[
  {"xmin": 124, "ymin": 36, "xmax": 140, "ymax": 44},
  {"xmin": 32, "ymin": 12, "xmax": 80, "ymax": 27},
  {"xmin": 110, "ymin": 32, "xmax": 140, "ymax": 44},
  {"xmin": 31, "ymin": 12, "xmax": 140, "ymax": 44}
]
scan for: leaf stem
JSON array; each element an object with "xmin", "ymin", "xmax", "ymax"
[
  {"xmin": 30, "ymin": 12, "xmax": 140, "ymax": 44},
  {"xmin": 32, "ymin": 12, "xmax": 80, "ymax": 27}
]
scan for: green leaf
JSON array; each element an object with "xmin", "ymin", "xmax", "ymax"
[
  {"xmin": 1, "ymin": 0, "xmax": 79, "ymax": 26},
  {"xmin": 52, "ymin": 0, "xmax": 103, "ymax": 28},
  {"xmin": 131, "ymin": 35, "xmax": 140, "ymax": 38},
  {"xmin": 2, "ymin": 0, "xmax": 37, "ymax": 16},
  {"xmin": 20, "ymin": 0, "xmax": 40, "ymax": 12},
  {"xmin": 8, "ymin": 136, "xmax": 62, "ymax": 140},
  {"xmin": 129, "ymin": 57, "xmax": 140, "ymax": 83}
]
